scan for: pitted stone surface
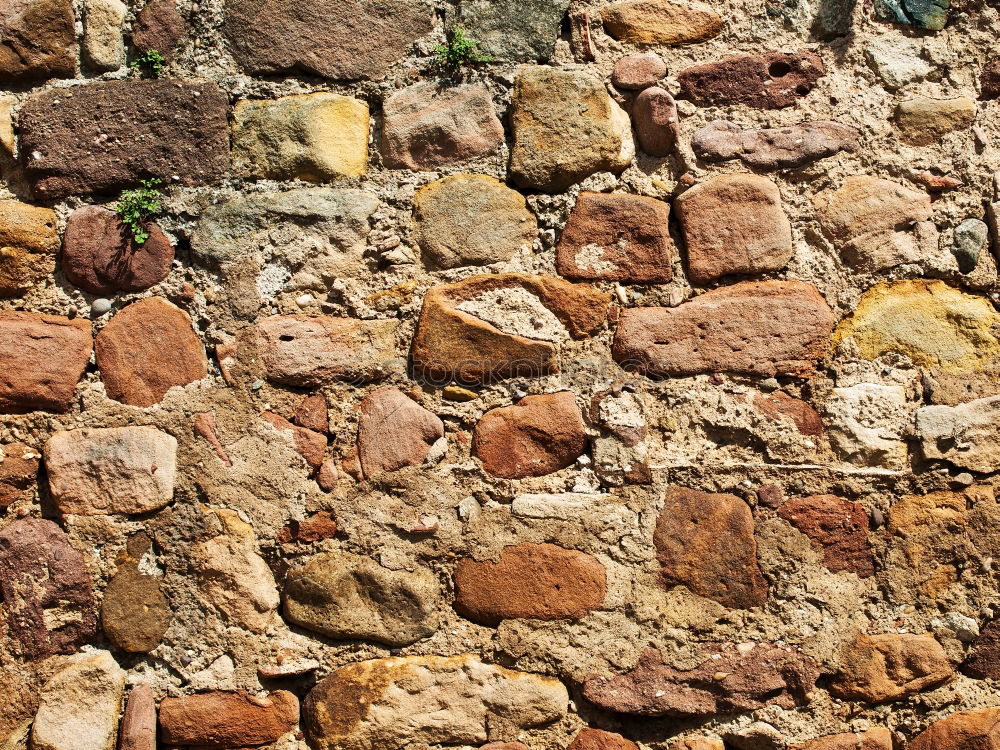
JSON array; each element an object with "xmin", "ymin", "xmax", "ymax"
[{"xmin": 677, "ymin": 50, "xmax": 825, "ymax": 109}]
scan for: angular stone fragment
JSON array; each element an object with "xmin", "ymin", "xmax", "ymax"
[
  {"xmin": 0, "ymin": 518, "xmax": 97, "ymax": 659},
  {"xmin": 824, "ymin": 384, "xmax": 911, "ymax": 470},
  {"xmin": 753, "ymin": 392, "xmax": 823, "ymax": 436},
  {"xmin": 916, "ymin": 395, "xmax": 1000, "ymax": 473},
  {"xmin": 876, "ymin": 0, "xmax": 949, "ymax": 31},
  {"xmin": 20, "ymin": 81, "xmax": 230, "ymax": 200},
  {"xmin": 675, "ymin": 174, "xmax": 792, "ymax": 285},
  {"xmin": 455, "ymin": 0, "xmax": 569, "ymax": 62},
  {"xmin": 677, "ymin": 51, "xmax": 825, "ymax": 109},
  {"xmin": 557, "ymin": 192, "xmax": 674, "ymax": 283},
  {"xmin": 192, "ymin": 535, "xmax": 280, "ymax": 633},
  {"xmin": 865, "ymin": 38, "xmax": 931, "ymax": 90},
  {"xmin": 413, "ymin": 174, "xmax": 537, "ymax": 270},
  {"xmin": 830, "ymin": 633, "xmax": 953, "ymax": 703},
  {"xmin": 101, "ymin": 534, "xmax": 170, "ymax": 652},
  {"xmin": 131, "ymin": 0, "xmax": 188, "ymax": 58},
  {"xmin": 45, "ymin": 427, "xmax": 177, "ymax": 515},
  {"xmin": 0, "ymin": 0, "xmax": 75, "ymax": 82},
  {"xmin": 832, "ymin": 280, "xmax": 1000, "ymax": 373},
  {"xmin": 961, "ymin": 619, "xmax": 1000, "ymax": 679},
  {"xmin": 895, "ymin": 96, "xmax": 976, "ymax": 146},
  {"xmin": 223, "ymin": 0, "xmax": 434, "ymax": 80},
  {"xmin": 252, "ymin": 315, "xmax": 399, "ymax": 387},
  {"xmin": 614, "ymin": 281, "xmax": 834, "ymax": 378},
  {"xmin": 95, "ymin": 297, "xmax": 208, "ymax": 407},
  {"xmin": 118, "ymin": 684, "xmax": 156, "ymax": 750},
  {"xmin": 982, "ymin": 58, "xmax": 1000, "ymax": 100},
  {"xmin": 455, "ymin": 542, "xmax": 605, "ymax": 624},
  {"xmin": 813, "ymin": 176, "xmax": 935, "ymax": 271},
  {"xmin": 0, "ymin": 442, "xmax": 39, "ymax": 508},
  {"xmin": 62, "ymin": 205, "xmax": 174, "ymax": 295},
  {"xmin": 0, "ymin": 312, "xmax": 93, "ymax": 413},
  {"xmin": 790, "ymin": 729, "xmax": 893, "ymax": 750},
  {"xmin": 295, "ymin": 394, "xmax": 329, "ymax": 433},
  {"xmin": 262, "ymin": 411, "xmax": 326, "ymax": 469},
  {"xmin": 693, "ymin": 120, "xmax": 860, "ymax": 170},
  {"xmin": 83, "ymin": 0, "xmax": 127, "ymax": 71},
  {"xmin": 276, "ymin": 511, "xmax": 338, "ymax": 545},
  {"xmin": 583, "ymin": 644, "xmax": 819, "ymax": 717},
  {"xmin": 473, "ymin": 392, "xmax": 587, "ymax": 478},
  {"xmin": 232, "ymin": 93, "xmax": 369, "ymax": 181},
  {"xmin": 357, "ymin": 387, "xmax": 444, "ymax": 477},
  {"xmin": 284, "ymin": 551, "xmax": 439, "ymax": 646},
  {"xmin": 632, "ymin": 87, "xmax": 679, "ymax": 157},
  {"xmin": 954, "ymin": 218, "xmax": 988, "ymax": 274},
  {"xmin": 382, "ymin": 83, "xmax": 504, "ymax": 171},
  {"xmin": 0, "ymin": 200, "xmax": 58, "ymax": 298},
  {"xmin": 909, "ymin": 708, "xmax": 1000, "ymax": 750},
  {"xmin": 511, "ymin": 66, "xmax": 634, "ymax": 192},
  {"xmin": 778, "ymin": 495, "xmax": 875, "ymax": 578},
  {"xmin": 159, "ymin": 691, "xmax": 299, "ymax": 748},
  {"xmin": 569, "ymin": 729, "xmax": 639, "ymax": 750},
  {"xmin": 30, "ymin": 650, "xmax": 125, "ymax": 750},
  {"xmin": 654, "ymin": 486, "xmax": 767, "ymax": 608},
  {"xmin": 303, "ymin": 655, "xmax": 568, "ymax": 750},
  {"xmin": 601, "ymin": 0, "xmax": 722, "ymax": 44},
  {"xmin": 613, "ymin": 53, "xmax": 666, "ymax": 90},
  {"xmin": 412, "ymin": 274, "xmax": 609, "ymax": 384}
]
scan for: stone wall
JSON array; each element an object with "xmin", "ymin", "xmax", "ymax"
[{"xmin": 1, "ymin": 0, "xmax": 1000, "ymax": 748}]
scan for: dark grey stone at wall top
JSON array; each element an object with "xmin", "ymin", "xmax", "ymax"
[{"xmin": 456, "ymin": 0, "xmax": 571, "ymax": 63}]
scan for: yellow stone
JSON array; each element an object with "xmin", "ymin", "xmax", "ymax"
[
  {"xmin": 602, "ymin": 0, "xmax": 723, "ymax": 44},
  {"xmin": 0, "ymin": 200, "xmax": 58, "ymax": 298},
  {"xmin": 895, "ymin": 96, "xmax": 976, "ymax": 147},
  {"xmin": 232, "ymin": 93, "xmax": 369, "ymax": 181},
  {"xmin": 833, "ymin": 279, "xmax": 1000, "ymax": 373},
  {"xmin": 0, "ymin": 95, "xmax": 15, "ymax": 158}
]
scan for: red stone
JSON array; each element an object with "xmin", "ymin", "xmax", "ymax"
[
  {"xmin": 632, "ymin": 87, "xmax": 679, "ymax": 157},
  {"xmin": 357, "ymin": 386, "xmax": 444, "ymax": 477},
  {"xmin": 753, "ymin": 392, "xmax": 823, "ymax": 436},
  {"xmin": 0, "ymin": 312, "xmax": 93, "ymax": 413},
  {"xmin": 95, "ymin": 297, "xmax": 208, "ymax": 407},
  {"xmin": 778, "ymin": 495, "xmax": 875, "ymax": 578},
  {"xmin": 158, "ymin": 690, "xmax": 299, "ymax": 748},
  {"xmin": 454, "ymin": 542, "xmax": 607, "ymax": 624},
  {"xmin": 612, "ymin": 53, "xmax": 666, "ymax": 90},
  {"xmin": 569, "ymin": 728, "xmax": 640, "ymax": 750},
  {"xmin": 61, "ymin": 205, "xmax": 174, "ymax": 295},
  {"xmin": 0, "ymin": 0, "xmax": 75, "ymax": 82},
  {"xmin": 472, "ymin": 391, "xmax": 587, "ymax": 478},
  {"xmin": 131, "ymin": 0, "xmax": 188, "ymax": 58},
  {"xmin": 193, "ymin": 412, "xmax": 232, "ymax": 467},
  {"xmin": 961, "ymin": 619, "xmax": 1000, "ymax": 679},
  {"xmin": 677, "ymin": 50, "xmax": 825, "ymax": 109},
  {"xmin": 295, "ymin": 394, "xmax": 329, "ymax": 433},
  {"xmin": 908, "ymin": 708, "xmax": 1000, "ymax": 750},
  {"xmin": 262, "ymin": 411, "xmax": 326, "ymax": 469},
  {"xmin": 276, "ymin": 511, "xmax": 338, "ymax": 545},
  {"xmin": 119, "ymin": 683, "xmax": 157, "ymax": 750},
  {"xmin": 0, "ymin": 442, "xmax": 40, "ymax": 508}
]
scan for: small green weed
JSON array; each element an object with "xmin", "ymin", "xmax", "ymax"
[
  {"xmin": 116, "ymin": 178, "xmax": 163, "ymax": 245},
  {"xmin": 130, "ymin": 49, "xmax": 166, "ymax": 77},
  {"xmin": 432, "ymin": 27, "xmax": 492, "ymax": 72}
]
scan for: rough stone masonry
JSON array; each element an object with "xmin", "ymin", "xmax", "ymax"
[{"xmin": 2, "ymin": 0, "xmax": 1000, "ymax": 748}]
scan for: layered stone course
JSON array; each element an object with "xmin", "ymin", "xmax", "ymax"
[{"xmin": 2, "ymin": 0, "xmax": 999, "ymax": 748}]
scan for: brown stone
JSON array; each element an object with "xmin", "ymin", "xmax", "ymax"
[
  {"xmin": 632, "ymin": 87, "xmax": 679, "ymax": 157},
  {"xmin": 0, "ymin": 0, "xmax": 75, "ymax": 82},
  {"xmin": 95, "ymin": 297, "xmax": 208, "ymax": 407},
  {"xmin": 556, "ymin": 192, "xmax": 675, "ymax": 283},
  {"xmin": 654, "ymin": 486, "xmax": 768, "ymax": 608},
  {"xmin": 0, "ymin": 200, "xmax": 59, "ymax": 298},
  {"xmin": 753, "ymin": 392, "xmax": 823, "ymax": 436},
  {"xmin": 159, "ymin": 690, "xmax": 299, "ymax": 748},
  {"xmin": 569, "ymin": 728, "xmax": 639, "ymax": 750},
  {"xmin": 601, "ymin": 0, "xmax": 723, "ymax": 44},
  {"xmin": 61, "ymin": 205, "xmax": 174, "ymax": 295},
  {"xmin": 454, "ymin": 542, "xmax": 606, "ymax": 624},
  {"xmin": 961, "ymin": 619, "xmax": 1000, "ymax": 679},
  {"xmin": 909, "ymin": 708, "xmax": 1000, "ymax": 750},
  {"xmin": 0, "ymin": 442, "xmax": 39, "ymax": 508},
  {"xmin": 583, "ymin": 644, "xmax": 820, "ymax": 717},
  {"xmin": 412, "ymin": 274, "xmax": 609, "ymax": 384},
  {"xmin": 613, "ymin": 281, "xmax": 834, "ymax": 378},
  {"xmin": 357, "ymin": 386, "xmax": 444, "ymax": 477},
  {"xmin": 222, "ymin": 0, "xmax": 434, "ymax": 80},
  {"xmin": 982, "ymin": 58, "xmax": 1000, "ymax": 100},
  {"xmin": 674, "ymin": 173, "xmax": 793, "ymax": 285},
  {"xmin": 830, "ymin": 633, "xmax": 953, "ymax": 703},
  {"xmin": 119, "ymin": 684, "xmax": 157, "ymax": 750},
  {"xmin": 790, "ymin": 729, "xmax": 893, "ymax": 750},
  {"xmin": 612, "ymin": 53, "xmax": 666, "ymax": 90},
  {"xmin": 250, "ymin": 315, "xmax": 399, "ymax": 387},
  {"xmin": 295, "ymin": 394, "xmax": 329, "ymax": 433},
  {"xmin": 100, "ymin": 536, "xmax": 171, "ymax": 653},
  {"xmin": 131, "ymin": 0, "xmax": 188, "ymax": 57},
  {"xmin": 472, "ymin": 392, "xmax": 587, "ymax": 479},
  {"xmin": 262, "ymin": 411, "xmax": 326, "ymax": 470},
  {"xmin": 276, "ymin": 511, "xmax": 338, "ymax": 545},
  {"xmin": 669, "ymin": 741, "xmax": 725, "ymax": 750},
  {"xmin": 481, "ymin": 745, "xmax": 530, "ymax": 750},
  {"xmin": 0, "ymin": 518, "xmax": 97, "ymax": 659},
  {"xmin": 677, "ymin": 50, "xmax": 825, "ymax": 109},
  {"xmin": 778, "ymin": 495, "xmax": 875, "ymax": 578},
  {"xmin": 20, "ymin": 80, "xmax": 230, "ymax": 200},
  {"xmin": 382, "ymin": 83, "xmax": 505, "ymax": 171},
  {"xmin": 0, "ymin": 312, "xmax": 93, "ymax": 413}
]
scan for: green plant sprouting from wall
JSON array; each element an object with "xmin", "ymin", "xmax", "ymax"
[
  {"xmin": 116, "ymin": 178, "xmax": 163, "ymax": 245},
  {"xmin": 130, "ymin": 49, "xmax": 167, "ymax": 77},
  {"xmin": 432, "ymin": 27, "xmax": 492, "ymax": 72}
]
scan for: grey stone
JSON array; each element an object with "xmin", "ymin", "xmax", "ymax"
[
  {"xmin": 811, "ymin": 0, "xmax": 857, "ymax": 39},
  {"xmin": 864, "ymin": 38, "xmax": 931, "ymax": 90},
  {"xmin": 916, "ymin": 396, "xmax": 1000, "ymax": 473},
  {"xmin": 455, "ymin": 0, "xmax": 570, "ymax": 62},
  {"xmin": 693, "ymin": 120, "xmax": 860, "ymax": 170},
  {"xmin": 284, "ymin": 551, "xmax": 440, "ymax": 646},
  {"xmin": 954, "ymin": 218, "xmax": 988, "ymax": 274}
]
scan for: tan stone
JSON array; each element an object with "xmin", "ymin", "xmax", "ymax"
[
  {"xmin": 916, "ymin": 396, "xmax": 1000, "ymax": 473},
  {"xmin": 511, "ymin": 66, "xmax": 634, "ymax": 192},
  {"xmin": 832, "ymin": 280, "xmax": 1000, "ymax": 373},
  {"xmin": 83, "ymin": 0, "xmax": 126, "ymax": 71},
  {"xmin": 908, "ymin": 707, "xmax": 1000, "ymax": 749},
  {"xmin": 118, "ymin": 684, "xmax": 156, "ymax": 750},
  {"xmin": 0, "ymin": 199, "xmax": 58, "ymax": 298},
  {"xmin": 602, "ymin": 0, "xmax": 723, "ymax": 44},
  {"xmin": 830, "ymin": 633, "xmax": 953, "ymax": 703},
  {"xmin": 895, "ymin": 96, "xmax": 977, "ymax": 146},
  {"xmin": 192, "ymin": 534, "xmax": 280, "ymax": 633},
  {"xmin": 675, "ymin": 174, "xmax": 792, "ymax": 285},
  {"xmin": 233, "ymin": 93, "xmax": 369, "ymax": 180}
]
